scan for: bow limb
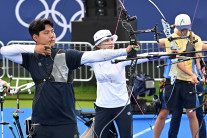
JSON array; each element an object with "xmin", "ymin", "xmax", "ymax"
[
  {"xmin": 121, "ymin": 20, "xmax": 139, "ymax": 93},
  {"xmin": 148, "ymin": 0, "xmax": 178, "ymax": 85},
  {"xmin": 117, "ymin": 1, "xmax": 139, "ymax": 90}
]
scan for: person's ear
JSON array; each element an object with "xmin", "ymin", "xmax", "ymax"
[{"xmin": 33, "ymin": 34, "xmax": 38, "ymax": 42}]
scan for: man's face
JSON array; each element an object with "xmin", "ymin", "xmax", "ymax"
[
  {"xmin": 97, "ymin": 38, "xmax": 115, "ymax": 49},
  {"xmin": 33, "ymin": 24, "xmax": 56, "ymax": 47},
  {"xmin": 180, "ymin": 29, "xmax": 189, "ymax": 36},
  {"xmin": 176, "ymin": 27, "xmax": 189, "ymax": 36}
]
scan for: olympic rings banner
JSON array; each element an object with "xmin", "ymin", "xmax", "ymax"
[
  {"xmin": 0, "ymin": 0, "xmax": 84, "ymax": 45},
  {"xmin": 0, "ymin": 0, "xmax": 207, "ymax": 46}
]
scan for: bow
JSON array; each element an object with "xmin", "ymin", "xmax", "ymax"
[
  {"xmin": 121, "ymin": 20, "xmax": 138, "ymax": 90},
  {"xmin": 148, "ymin": 0, "xmax": 179, "ymax": 85},
  {"xmin": 119, "ymin": 0, "xmax": 162, "ymax": 112},
  {"xmin": 98, "ymin": 1, "xmax": 140, "ymax": 137},
  {"xmin": 120, "ymin": 2, "xmax": 162, "ymax": 89},
  {"xmin": 98, "ymin": 0, "xmax": 163, "ymax": 136}
]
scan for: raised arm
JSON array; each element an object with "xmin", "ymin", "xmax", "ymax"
[
  {"xmin": 202, "ymin": 43, "xmax": 207, "ymax": 50},
  {"xmin": 81, "ymin": 45, "xmax": 138, "ymax": 64},
  {"xmin": 0, "ymin": 44, "xmax": 51, "ymax": 64},
  {"xmin": 0, "ymin": 44, "xmax": 35, "ymax": 64},
  {"xmin": 81, "ymin": 49, "xmax": 126, "ymax": 64},
  {"xmin": 157, "ymin": 38, "xmax": 166, "ymax": 48}
]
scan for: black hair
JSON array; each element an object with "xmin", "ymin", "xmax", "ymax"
[{"xmin": 28, "ymin": 18, "xmax": 54, "ymax": 38}]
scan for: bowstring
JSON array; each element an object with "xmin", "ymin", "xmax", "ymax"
[
  {"xmin": 191, "ymin": 0, "xmax": 200, "ymax": 28},
  {"xmin": 114, "ymin": 0, "xmax": 124, "ymax": 35}
]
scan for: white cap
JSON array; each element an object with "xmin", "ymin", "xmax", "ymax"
[
  {"xmin": 93, "ymin": 30, "xmax": 118, "ymax": 46},
  {"xmin": 174, "ymin": 14, "xmax": 191, "ymax": 30}
]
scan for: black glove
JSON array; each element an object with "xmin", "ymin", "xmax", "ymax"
[{"xmin": 127, "ymin": 47, "xmax": 138, "ymax": 58}]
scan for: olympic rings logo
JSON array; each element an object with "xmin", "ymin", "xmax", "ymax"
[{"xmin": 15, "ymin": 0, "xmax": 84, "ymax": 41}]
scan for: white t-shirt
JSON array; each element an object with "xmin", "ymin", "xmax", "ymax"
[
  {"xmin": 86, "ymin": 59, "xmax": 130, "ymax": 108},
  {"xmin": 85, "ymin": 54, "xmax": 167, "ymax": 108}
]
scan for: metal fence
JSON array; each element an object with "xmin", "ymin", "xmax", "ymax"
[
  {"xmin": 2, "ymin": 40, "xmax": 207, "ymax": 86},
  {"xmin": 0, "ymin": 41, "xmax": 5, "ymax": 78}
]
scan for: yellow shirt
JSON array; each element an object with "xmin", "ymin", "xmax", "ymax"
[{"xmin": 165, "ymin": 31, "xmax": 203, "ymax": 81}]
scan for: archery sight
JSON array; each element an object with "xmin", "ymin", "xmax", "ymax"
[{"xmin": 122, "ymin": 20, "xmax": 162, "ymax": 44}]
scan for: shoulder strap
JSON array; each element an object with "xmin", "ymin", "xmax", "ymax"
[{"xmin": 185, "ymin": 36, "xmax": 195, "ymax": 57}]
